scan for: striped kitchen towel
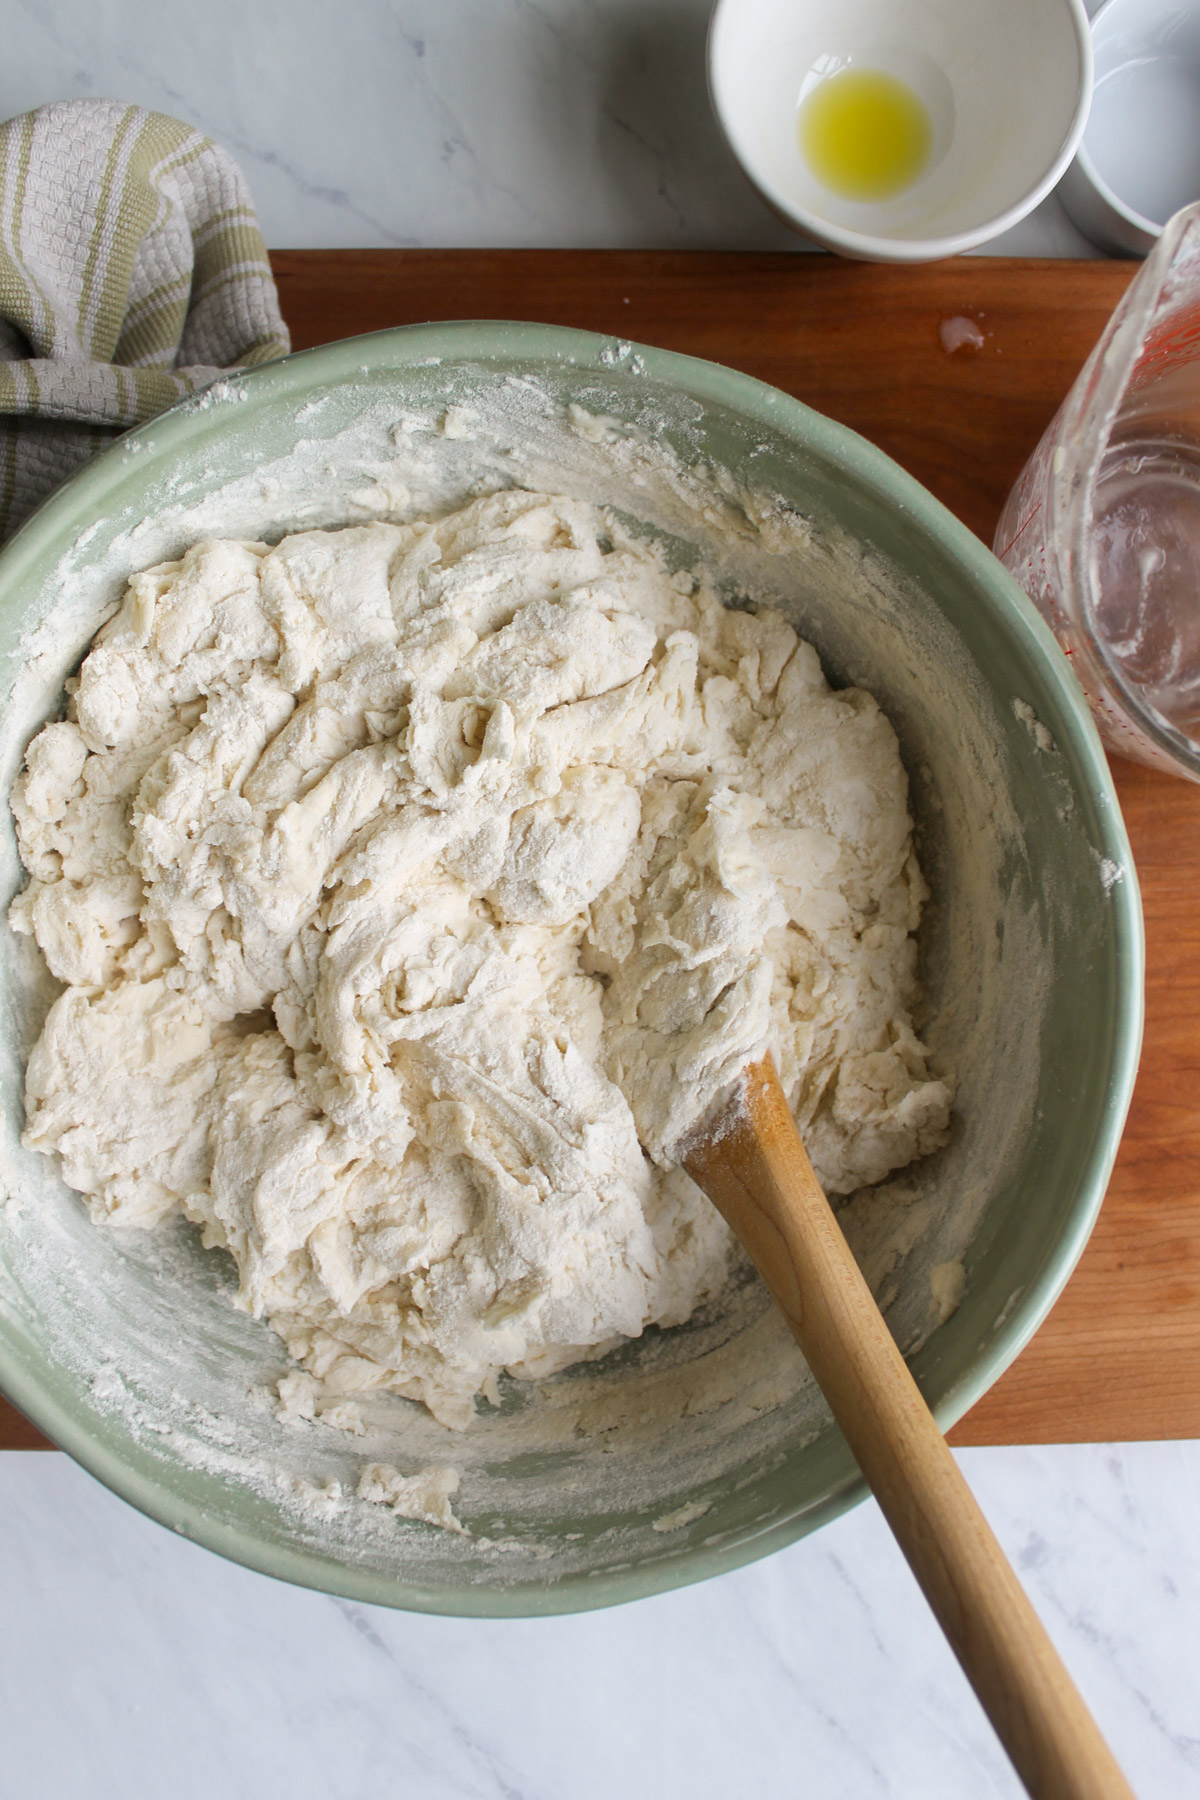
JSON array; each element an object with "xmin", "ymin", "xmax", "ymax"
[{"xmin": 0, "ymin": 99, "xmax": 290, "ymax": 540}]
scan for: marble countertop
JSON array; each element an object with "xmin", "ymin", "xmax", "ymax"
[
  {"xmin": 2, "ymin": 0, "xmax": 1102, "ymax": 258},
  {"xmin": 1, "ymin": 1444, "xmax": 1197, "ymax": 1798},
  {"xmin": 3, "ymin": 3, "xmax": 1195, "ymax": 1797}
]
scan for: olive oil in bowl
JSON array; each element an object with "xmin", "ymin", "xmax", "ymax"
[{"xmin": 799, "ymin": 69, "xmax": 933, "ymax": 202}]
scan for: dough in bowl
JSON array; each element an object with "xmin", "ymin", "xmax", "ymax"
[{"xmin": 9, "ymin": 489, "xmax": 952, "ymax": 1428}]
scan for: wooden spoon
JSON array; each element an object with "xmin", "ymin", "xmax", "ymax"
[{"xmin": 680, "ymin": 1055, "xmax": 1136, "ymax": 1800}]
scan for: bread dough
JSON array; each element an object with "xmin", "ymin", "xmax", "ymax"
[
  {"xmin": 9, "ymin": 490, "xmax": 952, "ymax": 1428},
  {"xmin": 357, "ymin": 1461, "xmax": 466, "ymax": 1534}
]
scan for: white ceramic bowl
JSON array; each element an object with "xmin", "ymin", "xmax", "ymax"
[
  {"xmin": 708, "ymin": 0, "xmax": 1093, "ymax": 262},
  {"xmin": 1059, "ymin": 0, "xmax": 1200, "ymax": 258}
]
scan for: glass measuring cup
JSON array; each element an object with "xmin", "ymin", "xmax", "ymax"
[{"xmin": 995, "ymin": 201, "xmax": 1200, "ymax": 780}]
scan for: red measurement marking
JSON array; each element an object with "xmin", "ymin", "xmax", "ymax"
[{"xmin": 995, "ymin": 497, "xmax": 1043, "ymax": 563}]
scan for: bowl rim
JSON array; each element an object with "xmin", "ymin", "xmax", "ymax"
[
  {"xmin": 1065, "ymin": 0, "xmax": 1190, "ymax": 243},
  {"xmin": 1070, "ymin": 148, "xmax": 1164, "ymax": 246},
  {"xmin": 0, "ymin": 319, "xmax": 1144, "ymax": 1615},
  {"xmin": 706, "ymin": 0, "xmax": 1095, "ymax": 262}
]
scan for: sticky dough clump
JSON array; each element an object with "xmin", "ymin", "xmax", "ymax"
[{"xmin": 10, "ymin": 491, "xmax": 952, "ymax": 1428}]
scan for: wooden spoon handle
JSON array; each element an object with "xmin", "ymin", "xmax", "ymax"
[{"xmin": 682, "ymin": 1057, "xmax": 1136, "ymax": 1800}]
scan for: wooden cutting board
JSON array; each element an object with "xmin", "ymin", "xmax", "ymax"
[{"xmin": 3, "ymin": 252, "xmax": 1197, "ymax": 1453}]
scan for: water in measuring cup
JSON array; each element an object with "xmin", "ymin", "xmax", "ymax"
[{"xmin": 1089, "ymin": 439, "xmax": 1200, "ymax": 743}]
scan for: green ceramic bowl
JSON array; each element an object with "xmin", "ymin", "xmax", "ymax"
[{"xmin": 0, "ymin": 323, "xmax": 1142, "ymax": 1615}]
